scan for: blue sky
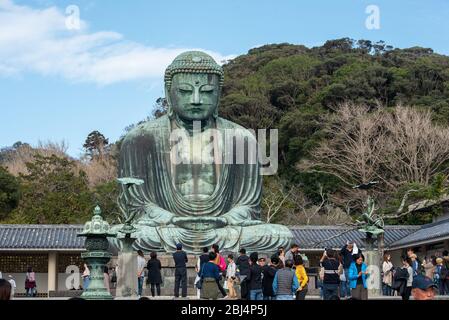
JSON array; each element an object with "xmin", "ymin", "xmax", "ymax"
[{"xmin": 1, "ymin": 0, "xmax": 449, "ymax": 157}]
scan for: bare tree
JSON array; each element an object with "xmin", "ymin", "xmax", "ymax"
[
  {"xmin": 262, "ymin": 177, "xmax": 352, "ymax": 225},
  {"xmin": 383, "ymin": 106, "xmax": 449, "ymax": 186},
  {"xmin": 295, "ymin": 185, "xmax": 327, "ymax": 225},
  {"xmin": 300, "ymin": 103, "xmax": 449, "ymax": 208},
  {"xmin": 3, "ymin": 140, "xmax": 69, "ymax": 176},
  {"xmin": 298, "ymin": 103, "xmax": 388, "ymax": 206},
  {"xmin": 262, "ymin": 177, "xmax": 292, "ymax": 223},
  {"xmin": 311, "ymin": 188, "xmax": 419, "ymax": 246},
  {"xmin": 79, "ymin": 156, "xmax": 117, "ymax": 187},
  {"xmin": 3, "ymin": 139, "xmax": 117, "ymax": 188}
]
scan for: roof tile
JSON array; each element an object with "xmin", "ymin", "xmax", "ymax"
[
  {"xmin": 0, "ymin": 223, "xmax": 442, "ymax": 251},
  {"xmin": 0, "ymin": 225, "xmax": 84, "ymax": 250}
]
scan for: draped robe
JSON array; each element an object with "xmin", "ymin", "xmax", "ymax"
[{"xmin": 110, "ymin": 115, "xmax": 292, "ymax": 253}]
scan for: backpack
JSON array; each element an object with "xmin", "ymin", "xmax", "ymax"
[
  {"xmin": 392, "ymin": 267, "xmax": 409, "ymax": 290},
  {"xmin": 218, "ymin": 255, "xmax": 227, "ymax": 272},
  {"xmin": 415, "ymin": 259, "xmax": 424, "ymax": 276},
  {"xmin": 394, "ymin": 267, "xmax": 409, "ymax": 281},
  {"xmin": 441, "ymin": 264, "xmax": 449, "ymax": 280}
]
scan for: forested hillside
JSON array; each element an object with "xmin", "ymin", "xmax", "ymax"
[
  {"xmin": 2, "ymin": 38, "xmax": 449, "ymax": 225},
  {"xmin": 220, "ymin": 38, "xmax": 449, "ymax": 225}
]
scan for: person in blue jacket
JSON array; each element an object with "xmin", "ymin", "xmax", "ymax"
[{"xmin": 348, "ymin": 253, "xmax": 370, "ymax": 300}]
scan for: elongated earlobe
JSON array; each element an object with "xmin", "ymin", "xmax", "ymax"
[
  {"xmin": 213, "ymin": 87, "xmax": 221, "ymax": 118},
  {"xmin": 165, "ymin": 85, "xmax": 174, "ymax": 119}
]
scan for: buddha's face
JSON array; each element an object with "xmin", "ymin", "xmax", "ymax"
[{"xmin": 168, "ymin": 73, "xmax": 220, "ymax": 121}]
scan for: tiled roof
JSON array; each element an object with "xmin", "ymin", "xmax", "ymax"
[
  {"xmin": 389, "ymin": 218, "xmax": 449, "ymax": 249},
  {"xmin": 290, "ymin": 225, "xmax": 420, "ymax": 250},
  {"xmin": 0, "ymin": 225, "xmax": 84, "ymax": 250},
  {"xmin": 0, "ymin": 223, "xmax": 445, "ymax": 251}
]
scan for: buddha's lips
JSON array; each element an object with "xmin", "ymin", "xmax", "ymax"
[{"xmin": 183, "ymin": 103, "xmax": 213, "ymax": 109}]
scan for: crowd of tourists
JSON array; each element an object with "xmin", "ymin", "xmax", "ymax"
[
  {"xmin": 166, "ymin": 241, "xmax": 449, "ymax": 300},
  {"xmin": 318, "ymin": 243, "xmax": 449, "ymax": 301},
  {"xmin": 78, "ymin": 241, "xmax": 449, "ymax": 300},
  {"xmin": 1, "ymin": 242, "xmax": 447, "ymax": 301},
  {"xmin": 380, "ymin": 248, "xmax": 449, "ymax": 300},
  {"xmin": 169, "ymin": 243, "xmax": 309, "ymax": 300}
]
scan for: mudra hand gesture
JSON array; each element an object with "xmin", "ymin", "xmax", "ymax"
[{"xmin": 171, "ymin": 216, "xmax": 228, "ymax": 230}]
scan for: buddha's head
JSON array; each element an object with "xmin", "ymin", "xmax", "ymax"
[{"xmin": 164, "ymin": 51, "xmax": 224, "ymax": 121}]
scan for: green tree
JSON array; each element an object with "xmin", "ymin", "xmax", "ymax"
[
  {"xmin": 92, "ymin": 181, "xmax": 120, "ymax": 224},
  {"xmin": 0, "ymin": 166, "xmax": 20, "ymax": 220},
  {"xmin": 83, "ymin": 131, "xmax": 109, "ymax": 159},
  {"xmin": 152, "ymin": 97, "xmax": 168, "ymax": 118},
  {"xmin": 9, "ymin": 155, "xmax": 93, "ymax": 224},
  {"xmin": 220, "ymin": 39, "xmax": 449, "ymax": 210}
]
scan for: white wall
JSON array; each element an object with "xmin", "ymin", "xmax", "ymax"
[{"xmin": 6, "ymin": 273, "xmax": 83, "ymax": 294}]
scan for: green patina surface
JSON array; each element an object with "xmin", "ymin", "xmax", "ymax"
[
  {"xmin": 110, "ymin": 51, "xmax": 293, "ymax": 254},
  {"xmin": 78, "ymin": 206, "xmax": 116, "ymax": 300}
]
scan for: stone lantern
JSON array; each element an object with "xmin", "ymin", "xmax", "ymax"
[{"xmin": 78, "ymin": 205, "xmax": 117, "ymax": 300}]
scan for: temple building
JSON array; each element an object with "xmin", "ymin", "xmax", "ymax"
[
  {"xmin": 1, "ymin": 212, "xmax": 448, "ymax": 296},
  {"xmin": 0, "ymin": 225, "xmax": 84, "ymax": 296}
]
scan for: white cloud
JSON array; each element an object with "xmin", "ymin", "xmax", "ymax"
[{"xmin": 0, "ymin": 0, "xmax": 235, "ymax": 85}]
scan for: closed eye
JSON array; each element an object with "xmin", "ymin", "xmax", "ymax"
[
  {"xmin": 178, "ymin": 84, "xmax": 193, "ymax": 92},
  {"xmin": 200, "ymin": 85, "xmax": 215, "ymax": 92}
]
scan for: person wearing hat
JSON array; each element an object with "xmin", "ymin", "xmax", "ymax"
[
  {"xmin": 173, "ymin": 243, "xmax": 188, "ymax": 298},
  {"xmin": 412, "ymin": 275, "xmax": 437, "ymax": 300}
]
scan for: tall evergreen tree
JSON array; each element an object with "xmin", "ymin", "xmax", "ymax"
[{"xmin": 83, "ymin": 131, "xmax": 109, "ymax": 159}]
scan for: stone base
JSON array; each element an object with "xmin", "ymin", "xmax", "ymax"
[
  {"xmin": 48, "ymin": 290, "xmax": 83, "ymax": 298},
  {"xmin": 365, "ymin": 250, "xmax": 382, "ymax": 297},
  {"xmin": 116, "ymin": 249, "xmax": 138, "ymax": 297},
  {"xmin": 111, "ymin": 253, "xmax": 199, "ymax": 297}
]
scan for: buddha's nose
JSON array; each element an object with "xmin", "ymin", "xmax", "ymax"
[{"xmin": 191, "ymin": 87, "xmax": 202, "ymax": 105}]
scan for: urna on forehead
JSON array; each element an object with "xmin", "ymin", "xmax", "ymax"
[{"xmin": 164, "ymin": 51, "xmax": 224, "ymax": 88}]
